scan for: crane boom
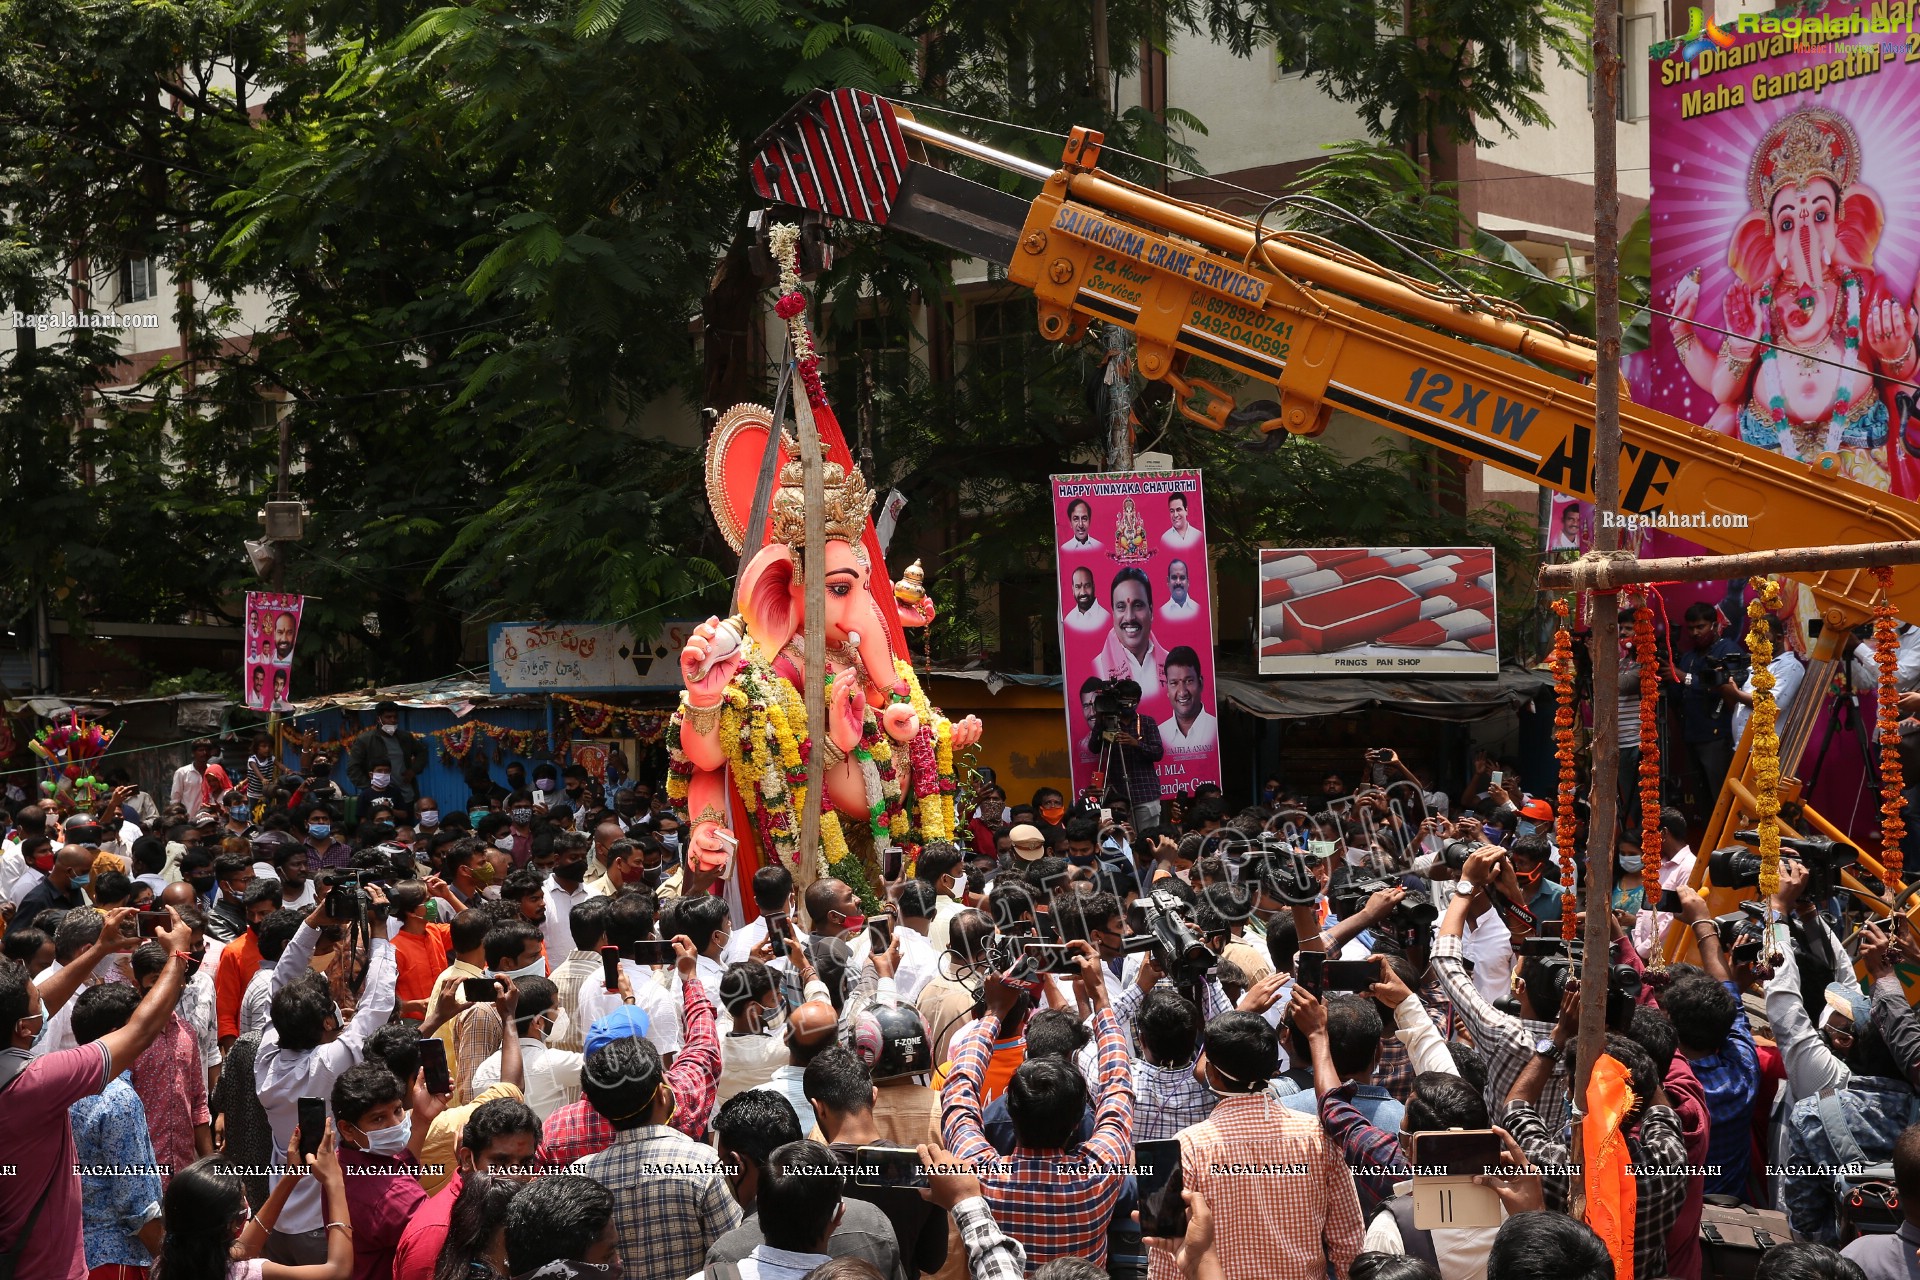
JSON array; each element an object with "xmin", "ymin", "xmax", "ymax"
[{"xmin": 746, "ymin": 89, "xmax": 1920, "ymax": 628}]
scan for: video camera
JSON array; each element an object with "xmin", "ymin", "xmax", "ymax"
[
  {"xmin": 316, "ymin": 869, "xmax": 365, "ymax": 919},
  {"xmin": 1242, "ymin": 837, "xmax": 1324, "ymax": 908},
  {"xmin": 1121, "ymin": 890, "xmax": 1216, "ymax": 985},
  {"xmin": 1093, "ymin": 679, "xmax": 1142, "ymax": 744},
  {"xmin": 1329, "ymin": 877, "xmax": 1438, "ymax": 953},
  {"xmin": 1708, "ymin": 829, "xmax": 1858, "ymax": 902},
  {"xmin": 1497, "ymin": 938, "xmax": 1642, "ymax": 1032},
  {"xmin": 1714, "ymin": 902, "xmax": 1769, "ymax": 965}
]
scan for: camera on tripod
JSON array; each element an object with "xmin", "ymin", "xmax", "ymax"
[
  {"xmin": 1707, "ymin": 829, "xmax": 1857, "ymax": 901},
  {"xmin": 1120, "ymin": 890, "xmax": 1216, "ymax": 985}
]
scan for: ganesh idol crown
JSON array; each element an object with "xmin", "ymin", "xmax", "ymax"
[{"xmin": 666, "ymin": 227, "xmax": 983, "ymax": 911}]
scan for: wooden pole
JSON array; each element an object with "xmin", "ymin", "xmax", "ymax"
[
  {"xmin": 1572, "ymin": 0, "xmax": 1624, "ymax": 1222},
  {"xmin": 1540, "ymin": 541, "xmax": 1920, "ymax": 592},
  {"xmin": 794, "ymin": 386, "xmax": 828, "ymax": 877}
]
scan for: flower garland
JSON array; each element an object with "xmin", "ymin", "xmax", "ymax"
[
  {"xmin": 1743, "ymin": 578, "xmax": 1785, "ymax": 901},
  {"xmin": 768, "ymin": 223, "xmax": 827, "ymax": 408},
  {"xmin": 1552, "ymin": 600, "xmax": 1579, "ymax": 942},
  {"xmin": 1874, "ymin": 566, "xmax": 1906, "ymax": 883},
  {"xmin": 897, "ymin": 659, "xmax": 958, "ymax": 843},
  {"xmin": 1636, "ymin": 599, "xmax": 1663, "ymax": 867}
]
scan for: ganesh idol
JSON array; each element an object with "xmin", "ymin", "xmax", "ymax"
[
  {"xmin": 665, "ymin": 405, "xmax": 983, "ymax": 912},
  {"xmin": 1668, "ymin": 105, "xmax": 1920, "ymax": 494}
]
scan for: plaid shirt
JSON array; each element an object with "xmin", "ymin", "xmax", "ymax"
[
  {"xmin": 570, "ymin": 1125, "xmax": 742, "ymax": 1280},
  {"xmin": 1130, "ymin": 1057, "xmax": 1218, "ymax": 1141},
  {"xmin": 942, "ymin": 1004, "xmax": 1134, "ymax": 1274},
  {"xmin": 549, "ymin": 949, "xmax": 604, "ymax": 1053},
  {"xmin": 1506, "ymin": 1099, "xmax": 1687, "ymax": 1280},
  {"xmin": 452, "ymin": 1001, "xmax": 504, "ymax": 1105},
  {"xmin": 1431, "ymin": 932, "xmax": 1570, "ymax": 1128},
  {"xmin": 953, "ymin": 1196, "xmax": 1027, "ymax": 1280},
  {"xmin": 1318, "ymin": 1083, "xmax": 1407, "ymax": 1218},
  {"xmin": 537, "ymin": 977, "xmax": 722, "ymax": 1164},
  {"xmin": 1149, "ymin": 1092, "xmax": 1364, "ymax": 1280},
  {"xmin": 1781, "ymin": 1075, "xmax": 1920, "ymax": 1244},
  {"xmin": 1373, "ymin": 975, "xmax": 1456, "ymax": 1103}
]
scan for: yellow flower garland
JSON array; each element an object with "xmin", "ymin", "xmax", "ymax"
[{"xmin": 1746, "ymin": 577, "xmax": 1784, "ymax": 898}]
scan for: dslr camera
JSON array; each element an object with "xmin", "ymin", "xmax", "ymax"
[
  {"xmin": 1329, "ymin": 877, "xmax": 1437, "ymax": 952},
  {"xmin": 1707, "ymin": 829, "xmax": 1857, "ymax": 901},
  {"xmin": 1498, "ymin": 941, "xmax": 1642, "ymax": 1033},
  {"xmin": 1121, "ymin": 890, "xmax": 1216, "ymax": 985}
]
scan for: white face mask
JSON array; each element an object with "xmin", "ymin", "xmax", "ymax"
[
  {"xmin": 418, "ymin": 811, "xmax": 439, "ymax": 826},
  {"xmin": 380, "ymin": 724, "xmax": 398, "ymax": 736},
  {"xmin": 493, "ymin": 835, "xmax": 515, "ymax": 853},
  {"xmin": 370, "ymin": 771, "xmax": 392, "ymax": 788},
  {"xmin": 361, "ymin": 1115, "xmax": 412, "ymax": 1156},
  {"xmin": 494, "ymin": 957, "xmax": 545, "ymax": 981}
]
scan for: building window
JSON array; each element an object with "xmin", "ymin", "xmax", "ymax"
[
  {"xmin": 119, "ymin": 258, "xmax": 158, "ymax": 304},
  {"xmin": 828, "ymin": 311, "xmax": 911, "ymax": 427},
  {"xmin": 1587, "ymin": 14, "xmax": 1655, "ymax": 121},
  {"xmin": 967, "ymin": 298, "xmax": 1036, "ymax": 423}
]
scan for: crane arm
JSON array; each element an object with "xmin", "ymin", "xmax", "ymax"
[{"xmin": 746, "ymin": 89, "xmax": 1920, "ymax": 627}]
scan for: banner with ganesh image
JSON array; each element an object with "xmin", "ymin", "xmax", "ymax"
[
  {"xmin": 1051, "ymin": 470, "xmax": 1222, "ymax": 801},
  {"xmin": 1647, "ymin": 8, "xmax": 1920, "ymax": 503}
]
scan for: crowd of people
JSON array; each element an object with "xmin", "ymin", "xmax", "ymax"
[{"xmin": 1, "ymin": 704, "xmax": 1917, "ymax": 1280}]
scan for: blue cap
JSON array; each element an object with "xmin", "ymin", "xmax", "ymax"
[
  {"xmin": 584, "ymin": 1006, "xmax": 651, "ymax": 1057},
  {"xmin": 1824, "ymin": 980, "xmax": 1869, "ymax": 1029}
]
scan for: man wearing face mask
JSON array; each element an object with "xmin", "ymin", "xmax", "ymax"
[
  {"xmin": 330, "ymin": 1061, "xmax": 431, "ymax": 1276},
  {"xmin": 412, "ymin": 794, "xmax": 442, "ymax": 837},
  {"xmin": 543, "ymin": 832, "xmax": 604, "ymax": 966},
  {"xmin": 392, "ymin": 1095, "xmax": 543, "ymax": 1279},
  {"xmin": 217, "ymin": 787, "xmax": 257, "ymax": 840},
  {"xmin": 202, "ymin": 852, "xmax": 258, "ymax": 945},
  {"xmin": 716, "ymin": 960, "xmax": 798, "ymax": 1105},
  {"xmin": 452, "ymin": 922, "xmax": 547, "ymax": 1104},
  {"xmin": 7, "ymin": 844, "xmax": 93, "ymax": 935},
  {"xmin": 503, "ymin": 792, "xmax": 539, "ymax": 865},
  {"xmin": 1632, "ymin": 808, "xmax": 1695, "ymax": 962},
  {"xmin": 471, "ymin": 975, "xmax": 584, "ymax": 1122},
  {"xmin": 914, "ymin": 844, "xmax": 969, "ymax": 954},
  {"xmin": 255, "ymin": 883, "xmax": 398, "ymax": 1265},
  {"xmin": 530, "ymin": 764, "xmax": 562, "ymax": 812},
  {"xmin": 348, "ymin": 700, "xmax": 427, "ymax": 805},
  {"xmin": 720, "ymin": 866, "xmax": 807, "ymax": 974}
]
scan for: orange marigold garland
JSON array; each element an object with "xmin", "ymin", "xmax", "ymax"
[
  {"xmin": 1873, "ymin": 566, "xmax": 1905, "ymax": 883},
  {"xmin": 1746, "ymin": 577, "xmax": 1784, "ymax": 900},
  {"xmin": 1635, "ymin": 596, "xmax": 1668, "ymax": 967},
  {"xmin": 1553, "ymin": 599, "xmax": 1579, "ymax": 941}
]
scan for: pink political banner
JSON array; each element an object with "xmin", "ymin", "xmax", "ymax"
[
  {"xmin": 1052, "ymin": 471, "xmax": 1221, "ymax": 800},
  {"xmin": 244, "ymin": 592, "xmax": 304, "ymax": 712},
  {"xmin": 1257, "ymin": 547, "xmax": 1498, "ymax": 674}
]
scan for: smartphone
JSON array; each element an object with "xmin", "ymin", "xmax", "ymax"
[
  {"xmin": 1489, "ymin": 771, "xmax": 1504, "ymax": 787},
  {"xmin": 1022, "ymin": 942, "xmax": 1081, "ymax": 975},
  {"xmin": 1657, "ymin": 888, "xmax": 1684, "ymax": 914},
  {"xmin": 135, "ymin": 910, "xmax": 171, "ymax": 939},
  {"xmin": 296, "ymin": 1096, "xmax": 327, "ymax": 1159},
  {"xmin": 1135, "ymin": 1139, "xmax": 1189, "ymax": 1237},
  {"xmin": 1099, "ymin": 807, "xmax": 1113, "ymax": 824},
  {"xmin": 417, "ymin": 1038, "xmax": 451, "ymax": 1095},
  {"xmin": 1295, "ymin": 950, "xmax": 1325, "ymax": 997},
  {"xmin": 601, "ymin": 944, "xmax": 622, "ymax": 994},
  {"xmin": 1325, "ymin": 958, "xmax": 1382, "ymax": 993},
  {"xmin": 882, "ymin": 844, "xmax": 903, "ymax": 881},
  {"xmin": 462, "ymin": 977, "xmax": 498, "ymax": 1003},
  {"xmin": 1412, "ymin": 1128, "xmax": 1503, "ymax": 1179},
  {"xmin": 630, "ymin": 939, "xmax": 678, "ymax": 966},
  {"xmin": 866, "ymin": 916, "xmax": 894, "ymax": 952},
  {"xmin": 1031, "ymin": 909, "xmax": 1060, "ymax": 943},
  {"xmin": 852, "ymin": 1144, "xmax": 929, "ymax": 1189},
  {"xmin": 766, "ymin": 914, "xmax": 792, "ymax": 950}
]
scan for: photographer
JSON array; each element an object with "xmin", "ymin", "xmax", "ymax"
[
  {"xmin": 1093, "ymin": 679, "xmax": 1166, "ymax": 831},
  {"xmin": 1660, "ymin": 887, "xmax": 1760, "ymax": 1202},
  {"xmin": 1670, "ymin": 602, "xmax": 1747, "ymax": 822}
]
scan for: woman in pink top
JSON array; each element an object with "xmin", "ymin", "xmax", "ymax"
[{"xmin": 152, "ymin": 1123, "xmax": 351, "ymax": 1280}]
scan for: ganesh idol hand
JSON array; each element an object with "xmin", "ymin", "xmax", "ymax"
[
  {"xmin": 951, "ymin": 714, "xmax": 983, "ymax": 750},
  {"xmin": 881, "ymin": 702, "xmax": 921, "ymax": 743},
  {"xmin": 688, "ymin": 821, "xmax": 736, "ymax": 875},
  {"xmin": 1668, "ymin": 271, "xmax": 1700, "ymax": 343},
  {"xmin": 680, "ymin": 616, "xmax": 744, "ymax": 706},
  {"xmin": 1865, "ymin": 298, "xmax": 1919, "ymax": 367},
  {"xmin": 1723, "ymin": 280, "xmax": 1764, "ymax": 360}
]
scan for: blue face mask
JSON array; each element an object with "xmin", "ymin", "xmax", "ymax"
[
  {"xmin": 71, "ymin": 873, "xmax": 91, "ymax": 888},
  {"xmin": 308, "ymin": 823, "xmax": 331, "ymax": 839},
  {"xmin": 1514, "ymin": 820, "xmax": 1536, "ymax": 838},
  {"xmin": 230, "ymin": 806, "xmax": 250, "ymax": 821}
]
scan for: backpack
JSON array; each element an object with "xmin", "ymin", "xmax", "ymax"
[
  {"xmin": 1698, "ymin": 1196, "xmax": 1796, "ymax": 1280},
  {"xmin": 1815, "ymin": 1088, "xmax": 1918, "ymax": 1242}
]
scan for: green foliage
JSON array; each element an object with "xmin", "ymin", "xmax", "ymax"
[{"xmin": 149, "ymin": 668, "xmax": 243, "ymax": 697}]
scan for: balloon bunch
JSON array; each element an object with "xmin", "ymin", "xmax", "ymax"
[{"xmin": 28, "ymin": 713, "xmax": 118, "ymax": 805}]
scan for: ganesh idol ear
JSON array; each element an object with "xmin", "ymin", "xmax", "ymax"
[
  {"xmin": 1726, "ymin": 210, "xmax": 1774, "ymax": 287},
  {"xmin": 705, "ymin": 403, "xmax": 792, "ymax": 554},
  {"xmin": 738, "ymin": 542, "xmax": 799, "ymax": 651},
  {"xmin": 1836, "ymin": 184, "xmax": 1885, "ymax": 271}
]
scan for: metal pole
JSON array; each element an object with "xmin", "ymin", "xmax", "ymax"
[
  {"xmin": 1572, "ymin": 0, "xmax": 1624, "ymax": 1221},
  {"xmin": 794, "ymin": 384, "xmax": 829, "ymax": 876}
]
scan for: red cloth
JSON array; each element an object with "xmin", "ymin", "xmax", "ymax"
[
  {"xmin": 390, "ymin": 924, "xmax": 452, "ymax": 1020},
  {"xmin": 390, "ymin": 1172, "xmax": 461, "ymax": 1280},
  {"xmin": 1661, "ymin": 1057, "xmax": 1710, "ymax": 1280},
  {"xmin": 967, "ymin": 817, "xmax": 1000, "ymax": 862},
  {"xmin": 1750, "ymin": 1041, "xmax": 1786, "ymax": 1203},
  {"xmin": 0, "ymin": 1043, "xmax": 109, "ymax": 1280},
  {"xmin": 538, "ymin": 1098, "xmax": 615, "ymax": 1168},
  {"xmin": 336, "ymin": 1146, "xmax": 428, "ymax": 1280},
  {"xmin": 130, "ymin": 1011, "xmax": 208, "ymax": 1188},
  {"xmin": 215, "ymin": 930, "xmax": 261, "ymax": 1044}
]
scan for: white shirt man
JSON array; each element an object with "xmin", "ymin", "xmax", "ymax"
[
  {"xmin": 1159, "ymin": 559, "xmax": 1200, "ymax": 623},
  {"xmin": 572, "ymin": 957, "xmax": 684, "ymax": 1057},
  {"xmin": 1733, "ymin": 649, "xmax": 1807, "ymax": 745},
  {"xmin": 1063, "ymin": 500, "xmax": 1101, "ymax": 552},
  {"xmin": 541, "ymin": 875, "xmax": 603, "ymax": 967},
  {"xmin": 720, "ymin": 914, "xmax": 810, "ymax": 975},
  {"xmin": 472, "ymin": 1021, "xmax": 585, "ymax": 1122},
  {"xmin": 1851, "ymin": 623, "xmax": 1920, "ymax": 695},
  {"xmin": 1159, "ymin": 709, "xmax": 1218, "ymax": 753},
  {"xmin": 1064, "ymin": 567, "xmax": 1111, "ymax": 634},
  {"xmin": 1633, "ymin": 843, "xmax": 1697, "ymax": 961},
  {"xmin": 1161, "ymin": 496, "xmax": 1202, "ymax": 551}
]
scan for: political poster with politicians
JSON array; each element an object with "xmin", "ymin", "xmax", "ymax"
[
  {"xmin": 1257, "ymin": 547, "xmax": 1498, "ymax": 675},
  {"xmin": 1052, "ymin": 470, "xmax": 1221, "ymax": 800},
  {"xmin": 243, "ymin": 591, "xmax": 304, "ymax": 711}
]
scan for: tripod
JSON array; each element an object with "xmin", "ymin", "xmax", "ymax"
[{"xmin": 1097, "ymin": 719, "xmax": 1135, "ymax": 822}]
